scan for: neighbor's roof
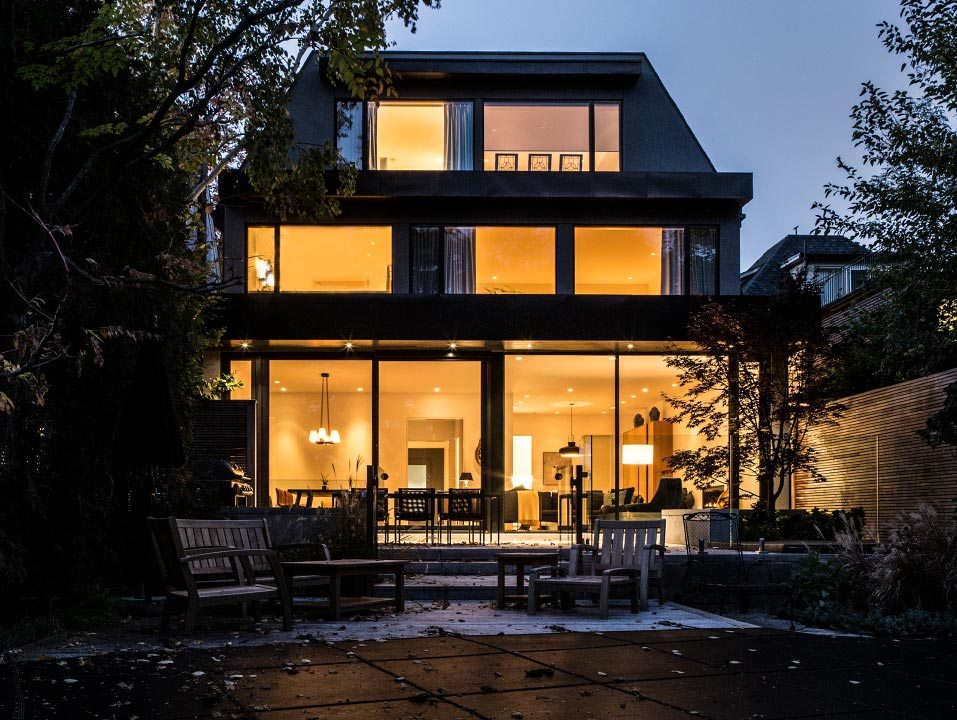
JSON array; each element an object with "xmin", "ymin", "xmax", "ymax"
[{"xmin": 740, "ymin": 234, "xmax": 866, "ymax": 295}]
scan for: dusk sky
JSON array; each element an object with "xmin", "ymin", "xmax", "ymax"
[{"xmin": 387, "ymin": 0, "xmax": 906, "ymax": 269}]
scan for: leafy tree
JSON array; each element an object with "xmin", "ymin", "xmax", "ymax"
[
  {"xmin": 813, "ymin": 0, "xmax": 957, "ymax": 446},
  {"xmin": 0, "ymin": 0, "xmax": 435, "ymax": 608},
  {"xmin": 665, "ymin": 282, "xmax": 844, "ymax": 524}
]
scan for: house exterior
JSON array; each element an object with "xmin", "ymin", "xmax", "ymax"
[
  {"xmin": 214, "ymin": 52, "xmax": 754, "ymax": 521},
  {"xmin": 740, "ymin": 233, "xmax": 870, "ymax": 306}
]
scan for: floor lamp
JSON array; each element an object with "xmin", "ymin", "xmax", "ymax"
[{"xmin": 622, "ymin": 443, "xmax": 654, "ymax": 503}]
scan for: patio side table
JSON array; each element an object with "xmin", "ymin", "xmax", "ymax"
[
  {"xmin": 496, "ymin": 551, "xmax": 561, "ymax": 609},
  {"xmin": 281, "ymin": 559, "xmax": 406, "ymax": 620}
]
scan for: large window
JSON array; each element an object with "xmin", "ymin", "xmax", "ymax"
[
  {"xmin": 483, "ymin": 102, "xmax": 620, "ymax": 172},
  {"xmin": 574, "ymin": 227, "xmax": 717, "ymax": 295},
  {"xmin": 336, "ymin": 100, "xmax": 473, "ymax": 171},
  {"xmin": 246, "ymin": 226, "xmax": 392, "ymax": 292},
  {"xmin": 411, "ymin": 226, "xmax": 555, "ymax": 294},
  {"xmin": 378, "ymin": 361, "xmax": 481, "ymax": 495},
  {"xmin": 268, "ymin": 360, "xmax": 372, "ymax": 504}
]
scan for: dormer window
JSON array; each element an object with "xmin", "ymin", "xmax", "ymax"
[
  {"xmin": 336, "ymin": 100, "xmax": 473, "ymax": 170},
  {"xmin": 483, "ymin": 102, "xmax": 620, "ymax": 172}
]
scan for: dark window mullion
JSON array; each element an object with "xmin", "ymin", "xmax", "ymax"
[{"xmin": 588, "ymin": 103, "xmax": 596, "ymax": 173}]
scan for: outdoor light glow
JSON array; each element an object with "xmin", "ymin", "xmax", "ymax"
[
  {"xmin": 449, "ymin": 342, "xmax": 457, "ymax": 350},
  {"xmin": 240, "ymin": 342, "xmax": 250, "ymax": 349},
  {"xmin": 627, "ymin": 344, "xmax": 634, "ymax": 350},
  {"xmin": 344, "ymin": 342, "xmax": 354, "ymax": 349}
]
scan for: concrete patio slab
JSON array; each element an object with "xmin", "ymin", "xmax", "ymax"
[
  {"xmin": 519, "ymin": 644, "xmax": 718, "ymax": 682},
  {"xmin": 451, "ymin": 683, "xmax": 690, "ymax": 720},
  {"xmin": 373, "ymin": 652, "xmax": 583, "ymax": 695}
]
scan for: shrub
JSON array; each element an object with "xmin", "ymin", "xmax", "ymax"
[
  {"xmin": 791, "ymin": 502, "xmax": 957, "ymax": 637},
  {"xmin": 870, "ymin": 503, "xmax": 957, "ymax": 613}
]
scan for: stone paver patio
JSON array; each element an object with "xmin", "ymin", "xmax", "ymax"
[{"xmin": 2, "ymin": 604, "xmax": 955, "ymax": 719}]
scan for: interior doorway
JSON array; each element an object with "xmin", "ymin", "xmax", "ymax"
[{"xmin": 407, "ymin": 447, "xmax": 445, "ymax": 490}]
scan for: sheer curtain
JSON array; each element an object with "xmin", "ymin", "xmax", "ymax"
[
  {"xmin": 660, "ymin": 228, "xmax": 685, "ymax": 295},
  {"xmin": 411, "ymin": 227, "xmax": 441, "ymax": 294},
  {"xmin": 366, "ymin": 102, "xmax": 378, "ymax": 170},
  {"xmin": 444, "ymin": 227, "xmax": 476, "ymax": 293},
  {"xmin": 689, "ymin": 228, "xmax": 717, "ymax": 295},
  {"xmin": 443, "ymin": 102, "xmax": 473, "ymax": 171},
  {"xmin": 336, "ymin": 102, "xmax": 363, "ymax": 167}
]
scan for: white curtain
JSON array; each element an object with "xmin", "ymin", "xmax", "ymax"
[
  {"xmin": 443, "ymin": 102, "xmax": 473, "ymax": 171},
  {"xmin": 660, "ymin": 228, "xmax": 685, "ymax": 295},
  {"xmin": 444, "ymin": 227, "xmax": 476, "ymax": 293},
  {"xmin": 336, "ymin": 102, "xmax": 363, "ymax": 167},
  {"xmin": 366, "ymin": 102, "xmax": 378, "ymax": 170}
]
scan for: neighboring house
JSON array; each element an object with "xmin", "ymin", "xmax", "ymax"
[
  {"xmin": 741, "ymin": 234, "xmax": 870, "ymax": 306},
  {"xmin": 214, "ymin": 52, "xmax": 754, "ymax": 519}
]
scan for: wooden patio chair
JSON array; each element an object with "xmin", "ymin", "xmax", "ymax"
[
  {"xmin": 528, "ymin": 518, "xmax": 666, "ymax": 619},
  {"xmin": 148, "ymin": 516, "xmax": 292, "ymax": 634}
]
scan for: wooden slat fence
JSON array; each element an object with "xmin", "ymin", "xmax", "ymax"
[{"xmin": 793, "ymin": 368, "xmax": 957, "ymax": 538}]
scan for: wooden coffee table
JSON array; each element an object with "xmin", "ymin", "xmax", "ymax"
[
  {"xmin": 496, "ymin": 551, "xmax": 561, "ymax": 609},
  {"xmin": 281, "ymin": 559, "xmax": 406, "ymax": 620}
]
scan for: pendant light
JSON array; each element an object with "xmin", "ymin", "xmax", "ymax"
[
  {"xmin": 308, "ymin": 372, "xmax": 341, "ymax": 444},
  {"xmin": 559, "ymin": 403, "xmax": 583, "ymax": 457}
]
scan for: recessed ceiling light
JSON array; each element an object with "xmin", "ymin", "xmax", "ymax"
[
  {"xmin": 620, "ymin": 400, "xmax": 626, "ymax": 404},
  {"xmin": 274, "ymin": 380, "xmax": 281, "ymax": 384},
  {"xmin": 524, "ymin": 394, "xmax": 530, "ymax": 398},
  {"xmin": 240, "ymin": 341, "xmax": 250, "ymax": 349},
  {"xmin": 626, "ymin": 343, "xmax": 634, "ymax": 350},
  {"xmin": 608, "ymin": 356, "xmax": 615, "ymax": 361},
  {"xmin": 433, "ymin": 387, "xmax": 441, "ymax": 393},
  {"xmin": 630, "ymin": 394, "xmax": 636, "ymax": 398},
  {"xmin": 566, "ymin": 387, "xmax": 574, "ymax": 392},
  {"xmin": 515, "ymin": 356, "xmax": 523, "ymax": 361},
  {"xmin": 449, "ymin": 342, "xmax": 457, "ymax": 350},
  {"xmin": 492, "ymin": 275, "xmax": 498, "ymax": 280},
  {"xmin": 641, "ymin": 387, "xmax": 649, "ymax": 393},
  {"xmin": 672, "ymin": 382, "xmax": 679, "ymax": 387},
  {"xmin": 554, "ymin": 411, "xmax": 560, "ymax": 415},
  {"xmin": 280, "ymin": 387, "xmax": 287, "ymax": 392},
  {"xmin": 525, "ymin": 342, "xmax": 532, "ymax": 349},
  {"xmin": 627, "ymin": 276, "xmax": 633, "ymax": 281},
  {"xmin": 357, "ymin": 387, "xmax": 364, "ymax": 392},
  {"xmin": 345, "ymin": 341, "xmax": 354, "ymax": 349}
]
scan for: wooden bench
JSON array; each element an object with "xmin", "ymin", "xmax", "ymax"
[
  {"xmin": 170, "ymin": 517, "xmax": 332, "ymax": 594},
  {"xmin": 149, "ymin": 516, "xmax": 293, "ymax": 634}
]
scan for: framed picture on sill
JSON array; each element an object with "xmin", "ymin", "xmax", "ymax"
[
  {"xmin": 528, "ymin": 153, "xmax": 551, "ymax": 171},
  {"xmin": 495, "ymin": 153, "xmax": 518, "ymax": 171},
  {"xmin": 542, "ymin": 451, "xmax": 572, "ymax": 487},
  {"xmin": 559, "ymin": 153, "xmax": 583, "ymax": 172}
]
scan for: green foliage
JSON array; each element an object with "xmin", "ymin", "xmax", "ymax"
[
  {"xmin": 664, "ymin": 283, "xmax": 844, "ymax": 518},
  {"xmin": 739, "ymin": 504, "xmax": 866, "ymax": 542},
  {"xmin": 814, "ymin": 0, "xmax": 957, "ymax": 445},
  {"xmin": 791, "ymin": 503, "xmax": 957, "ymax": 637},
  {"xmin": 0, "ymin": 0, "xmax": 436, "ymax": 610}
]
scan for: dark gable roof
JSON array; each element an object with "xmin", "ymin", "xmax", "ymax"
[{"xmin": 741, "ymin": 235, "xmax": 866, "ymax": 296}]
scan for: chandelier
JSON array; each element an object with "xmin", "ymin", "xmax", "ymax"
[{"xmin": 308, "ymin": 372, "xmax": 341, "ymax": 445}]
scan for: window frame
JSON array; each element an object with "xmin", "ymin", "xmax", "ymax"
[
  {"xmin": 335, "ymin": 98, "xmax": 478, "ymax": 172},
  {"xmin": 572, "ymin": 224, "xmax": 720, "ymax": 296},
  {"xmin": 481, "ymin": 100, "xmax": 623, "ymax": 173},
  {"xmin": 409, "ymin": 224, "xmax": 559, "ymax": 295},
  {"xmin": 244, "ymin": 223, "xmax": 394, "ymax": 294}
]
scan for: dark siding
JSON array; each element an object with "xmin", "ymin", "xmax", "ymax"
[{"xmin": 793, "ymin": 369, "xmax": 957, "ymax": 538}]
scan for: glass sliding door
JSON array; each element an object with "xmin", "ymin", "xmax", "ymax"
[
  {"xmin": 378, "ymin": 361, "xmax": 482, "ymax": 495},
  {"xmin": 267, "ymin": 360, "xmax": 372, "ymax": 506},
  {"xmin": 504, "ymin": 355, "xmax": 615, "ymax": 530}
]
